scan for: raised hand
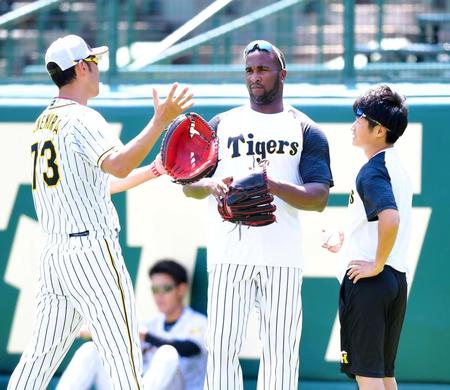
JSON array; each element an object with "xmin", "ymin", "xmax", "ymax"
[{"xmin": 152, "ymin": 83, "xmax": 194, "ymax": 127}]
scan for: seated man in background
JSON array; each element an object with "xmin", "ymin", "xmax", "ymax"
[{"xmin": 57, "ymin": 259, "xmax": 207, "ymax": 390}]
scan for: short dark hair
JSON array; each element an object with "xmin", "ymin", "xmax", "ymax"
[
  {"xmin": 148, "ymin": 259, "xmax": 188, "ymax": 285},
  {"xmin": 46, "ymin": 62, "xmax": 77, "ymax": 88},
  {"xmin": 352, "ymin": 85, "xmax": 408, "ymax": 144}
]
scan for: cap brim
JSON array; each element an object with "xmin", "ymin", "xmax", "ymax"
[{"xmin": 90, "ymin": 45, "xmax": 109, "ymax": 56}]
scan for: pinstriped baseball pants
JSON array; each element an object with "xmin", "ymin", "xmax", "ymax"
[
  {"xmin": 205, "ymin": 264, "xmax": 303, "ymax": 390},
  {"xmin": 8, "ymin": 232, "xmax": 143, "ymax": 390}
]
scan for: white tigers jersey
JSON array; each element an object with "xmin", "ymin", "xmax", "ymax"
[
  {"xmin": 31, "ymin": 97, "xmax": 123, "ymax": 234},
  {"xmin": 207, "ymin": 104, "xmax": 333, "ymax": 269}
]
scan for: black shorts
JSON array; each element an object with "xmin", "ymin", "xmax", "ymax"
[{"xmin": 339, "ymin": 265, "xmax": 407, "ymax": 379}]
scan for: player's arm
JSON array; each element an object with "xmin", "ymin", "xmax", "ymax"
[
  {"xmin": 269, "ymin": 122, "xmax": 333, "ymax": 211},
  {"xmin": 347, "ymin": 208, "xmax": 399, "ymax": 283},
  {"xmin": 110, "ymin": 154, "xmax": 165, "ymax": 194},
  {"xmin": 347, "ymin": 164, "xmax": 399, "ymax": 283},
  {"xmin": 375, "ymin": 208, "xmax": 400, "ymax": 268},
  {"xmin": 143, "ymin": 332, "xmax": 201, "ymax": 357},
  {"xmin": 102, "ymin": 83, "xmax": 194, "ymax": 178},
  {"xmin": 110, "ymin": 166, "xmax": 156, "ymax": 194},
  {"xmin": 267, "ymin": 180, "xmax": 329, "ymax": 211},
  {"xmin": 182, "ymin": 177, "xmax": 228, "ymax": 201}
]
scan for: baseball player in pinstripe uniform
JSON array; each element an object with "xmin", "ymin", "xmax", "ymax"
[
  {"xmin": 324, "ymin": 85, "xmax": 411, "ymax": 390},
  {"xmin": 8, "ymin": 34, "xmax": 193, "ymax": 390},
  {"xmin": 183, "ymin": 40, "xmax": 334, "ymax": 390}
]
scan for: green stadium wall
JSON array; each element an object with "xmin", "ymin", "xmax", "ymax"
[{"xmin": 0, "ymin": 95, "xmax": 448, "ymax": 386}]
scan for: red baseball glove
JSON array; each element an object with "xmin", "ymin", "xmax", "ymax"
[{"xmin": 161, "ymin": 112, "xmax": 219, "ymax": 184}]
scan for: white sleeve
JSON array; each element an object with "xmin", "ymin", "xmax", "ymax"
[
  {"xmin": 70, "ymin": 108, "xmax": 123, "ymax": 167},
  {"xmin": 184, "ymin": 313, "xmax": 208, "ymax": 352}
]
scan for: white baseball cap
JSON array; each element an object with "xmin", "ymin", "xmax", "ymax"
[{"xmin": 45, "ymin": 34, "xmax": 108, "ymax": 71}]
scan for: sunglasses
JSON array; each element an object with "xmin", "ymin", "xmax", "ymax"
[
  {"xmin": 151, "ymin": 284, "xmax": 176, "ymax": 294},
  {"xmin": 73, "ymin": 55, "xmax": 99, "ymax": 66},
  {"xmin": 243, "ymin": 40, "xmax": 286, "ymax": 70},
  {"xmin": 355, "ymin": 107, "xmax": 391, "ymax": 132}
]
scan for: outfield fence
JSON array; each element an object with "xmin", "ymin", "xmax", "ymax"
[{"xmin": 1, "ymin": 0, "xmax": 450, "ymax": 83}]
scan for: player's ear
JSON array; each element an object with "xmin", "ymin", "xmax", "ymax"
[
  {"xmin": 376, "ymin": 125, "xmax": 387, "ymax": 138},
  {"xmin": 74, "ymin": 61, "xmax": 89, "ymax": 77},
  {"xmin": 73, "ymin": 61, "xmax": 83, "ymax": 77},
  {"xmin": 280, "ymin": 69, "xmax": 287, "ymax": 82},
  {"xmin": 177, "ymin": 282, "xmax": 188, "ymax": 297}
]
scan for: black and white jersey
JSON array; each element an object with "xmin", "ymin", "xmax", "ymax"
[
  {"xmin": 207, "ymin": 104, "xmax": 333, "ymax": 269},
  {"xmin": 338, "ymin": 148, "xmax": 413, "ymax": 282}
]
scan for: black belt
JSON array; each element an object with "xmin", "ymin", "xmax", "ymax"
[{"xmin": 69, "ymin": 230, "xmax": 89, "ymax": 238}]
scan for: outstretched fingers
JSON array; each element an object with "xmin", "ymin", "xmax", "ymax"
[
  {"xmin": 179, "ymin": 92, "xmax": 195, "ymax": 111},
  {"xmin": 152, "ymin": 83, "xmax": 195, "ymax": 126},
  {"xmin": 152, "ymin": 87, "xmax": 159, "ymax": 106},
  {"xmin": 166, "ymin": 82, "xmax": 179, "ymax": 101},
  {"xmin": 168, "ymin": 84, "xmax": 194, "ymax": 111},
  {"xmin": 172, "ymin": 85, "xmax": 194, "ymax": 111},
  {"xmin": 173, "ymin": 86, "xmax": 189, "ymax": 103}
]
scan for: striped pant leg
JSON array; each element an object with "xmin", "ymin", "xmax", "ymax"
[
  {"xmin": 205, "ymin": 264, "xmax": 257, "ymax": 390},
  {"xmin": 56, "ymin": 234, "xmax": 143, "ymax": 390},
  {"xmin": 8, "ymin": 243, "xmax": 84, "ymax": 390},
  {"xmin": 256, "ymin": 266, "xmax": 303, "ymax": 390},
  {"xmin": 56, "ymin": 235, "xmax": 143, "ymax": 390}
]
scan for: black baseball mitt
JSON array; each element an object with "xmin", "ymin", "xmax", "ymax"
[
  {"xmin": 218, "ymin": 169, "xmax": 276, "ymax": 227},
  {"xmin": 161, "ymin": 112, "xmax": 219, "ymax": 184}
]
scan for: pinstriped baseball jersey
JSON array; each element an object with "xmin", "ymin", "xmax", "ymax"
[
  {"xmin": 9, "ymin": 97, "xmax": 143, "ymax": 390},
  {"xmin": 31, "ymin": 97, "xmax": 122, "ymax": 234}
]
